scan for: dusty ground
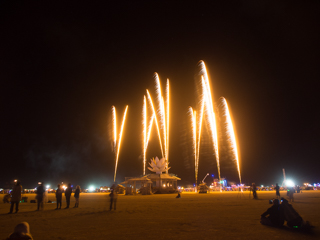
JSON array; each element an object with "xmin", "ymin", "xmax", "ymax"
[{"xmin": 1, "ymin": 191, "xmax": 319, "ymax": 239}]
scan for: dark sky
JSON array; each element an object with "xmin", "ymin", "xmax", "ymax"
[{"xmin": 1, "ymin": 1, "xmax": 319, "ymax": 189}]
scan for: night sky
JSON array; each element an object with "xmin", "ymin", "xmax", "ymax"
[{"xmin": 1, "ymin": 1, "xmax": 319, "ymax": 189}]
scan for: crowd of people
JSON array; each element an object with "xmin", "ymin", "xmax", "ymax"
[
  {"xmin": 259, "ymin": 182, "xmax": 313, "ymax": 231},
  {"xmin": 6, "ymin": 181, "xmax": 119, "ymax": 213},
  {"xmin": 4, "ymin": 180, "xmax": 314, "ymax": 238},
  {"xmin": 260, "ymin": 198, "xmax": 313, "ymax": 231},
  {"xmin": 7, "ymin": 181, "xmax": 82, "ymax": 214}
]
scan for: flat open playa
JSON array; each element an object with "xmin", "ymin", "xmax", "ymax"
[{"xmin": 1, "ymin": 191, "xmax": 319, "ymax": 239}]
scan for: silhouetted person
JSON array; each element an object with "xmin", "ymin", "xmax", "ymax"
[
  {"xmin": 252, "ymin": 183, "xmax": 257, "ymax": 199},
  {"xmin": 36, "ymin": 182, "xmax": 45, "ymax": 211},
  {"xmin": 6, "ymin": 222, "xmax": 33, "ymax": 240},
  {"xmin": 261, "ymin": 199, "xmax": 284, "ymax": 227},
  {"xmin": 275, "ymin": 183, "xmax": 280, "ymax": 199},
  {"xmin": 73, "ymin": 185, "xmax": 80, "ymax": 208},
  {"xmin": 65, "ymin": 183, "xmax": 72, "ymax": 208},
  {"xmin": 55, "ymin": 184, "xmax": 62, "ymax": 209},
  {"xmin": 288, "ymin": 187, "xmax": 294, "ymax": 202},
  {"xmin": 281, "ymin": 198, "xmax": 313, "ymax": 230},
  {"xmin": 3, "ymin": 193, "xmax": 10, "ymax": 203},
  {"xmin": 9, "ymin": 180, "xmax": 22, "ymax": 214},
  {"xmin": 109, "ymin": 189, "xmax": 117, "ymax": 210},
  {"xmin": 176, "ymin": 192, "xmax": 181, "ymax": 198}
]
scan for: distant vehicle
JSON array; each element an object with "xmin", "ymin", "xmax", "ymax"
[{"xmin": 198, "ymin": 183, "xmax": 208, "ymax": 193}]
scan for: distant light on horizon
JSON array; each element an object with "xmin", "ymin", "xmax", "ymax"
[{"xmin": 286, "ymin": 180, "xmax": 295, "ymax": 187}]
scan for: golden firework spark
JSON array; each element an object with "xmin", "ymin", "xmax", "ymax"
[
  {"xmin": 143, "ymin": 74, "xmax": 170, "ymax": 174},
  {"xmin": 142, "ymin": 96, "xmax": 147, "ymax": 176},
  {"xmin": 219, "ymin": 97, "xmax": 241, "ymax": 183},
  {"xmin": 146, "ymin": 89, "xmax": 164, "ymax": 159},
  {"xmin": 112, "ymin": 105, "xmax": 128, "ymax": 182},
  {"xmin": 189, "ymin": 107, "xmax": 198, "ymax": 184},
  {"xmin": 199, "ymin": 61, "xmax": 220, "ymax": 181}
]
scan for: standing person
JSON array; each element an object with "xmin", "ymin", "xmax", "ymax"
[
  {"xmin": 288, "ymin": 186, "xmax": 295, "ymax": 202},
  {"xmin": 275, "ymin": 183, "xmax": 280, "ymax": 199},
  {"xmin": 36, "ymin": 182, "xmax": 45, "ymax": 211},
  {"xmin": 55, "ymin": 184, "xmax": 62, "ymax": 209},
  {"xmin": 73, "ymin": 185, "xmax": 80, "ymax": 208},
  {"xmin": 9, "ymin": 180, "xmax": 22, "ymax": 214},
  {"xmin": 109, "ymin": 189, "xmax": 117, "ymax": 210},
  {"xmin": 65, "ymin": 183, "xmax": 72, "ymax": 208},
  {"xmin": 252, "ymin": 183, "xmax": 257, "ymax": 199}
]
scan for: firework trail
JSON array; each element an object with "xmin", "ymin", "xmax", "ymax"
[
  {"xmin": 143, "ymin": 74, "xmax": 170, "ymax": 174},
  {"xmin": 146, "ymin": 90, "xmax": 164, "ymax": 159},
  {"xmin": 142, "ymin": 96, "xmax": 147, "ymax": 176},
  {"xmin": 219, "ymin": 97, "xmax": 241, "ymax": 183},
  {"xmin": 112, "ymin": 106, "xmax": 117, "ymax": 153},
  {"xmin": 112, "ymin": 105, "xmax": 128, "ymax": 182},
  {"xmin": 199, "ymin": 61, "xmax": 220, "ymax": 180},
  {"xmin": 189, "ymin": 107, "xmax": 198, "ymax": 184}
]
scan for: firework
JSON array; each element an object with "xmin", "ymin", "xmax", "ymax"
[
  {"xmin": 219, "ymin": 97, "xmax": 241, "ymax": 183},
  {"xmin": 143, "ymin": 74, "xmax": 170, "ymax": 174},
  {"xmin": 199, "ymin": 61, "xmax": 220, "ymax": 181},
  {"xmin": 112, "ymin": 105, "xmax": 128, "ymax": 182}
]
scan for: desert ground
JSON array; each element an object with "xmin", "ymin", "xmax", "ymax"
[{"xmin": 1, "ymin": 190, "xmax": 319, "ymax": 240}]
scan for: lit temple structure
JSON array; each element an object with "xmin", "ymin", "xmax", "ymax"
[
  {"xmin": 121, "ymin": 173, "xmax": 181, "ymax": 195},
  {"xmin": 121, "ymin": 157, "xmax": 180, "ymax": 194}
]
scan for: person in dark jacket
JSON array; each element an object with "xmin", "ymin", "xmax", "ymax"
[
  {"xmin": 36, "ymin": 182, "xmax": 45, "ymax": 211},
  {"xmin": 73, "ymin": 185, "xmax": 80, "ymax": 208},
  {"xmin": 65, "ymin": 183, "xmax": 72, "ymax": 208},
  {"xmin": 109, "ymin": 189, "xmax": 117, "ymax": 210},
  {"xmin": 9, "ymin": 180, "xmax": 22, "ymax": 214},
  {"xmin": 281, "ymin": 198, "xmax": 313, "ymax": 230},
  {"xmin": 275, "ymin": 183, "xmax": 280, "ymax": 199},
  {"xmin": 252, "ymin": 183, "xmax": 258, "ymax": 199},
  {"xmin": 55, "ymin": 184, "xmax": 62, "ymax": 209},
  {"xmin": 261, "ymin": 199, "xmax": 285, "ymax": 227}
]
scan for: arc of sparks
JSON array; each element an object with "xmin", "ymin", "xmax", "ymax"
[
  {"xmin": 142, "ymin": 96, "xmax": 147, "ymax": 176},
  {"xmin": 142, "ymin": 93, "xmax": 156, "ymax": 175},
  {"xmin": 146, "ymin": 90, "xmax": 165, "ymax": 159},
  {"xmin": 112, "ymin": 107, "xmax": 117, "ymax": 153},
  {"xmin": 143, "ymin": 74, "xmax": 170, "ymax": 175},
  {"xmin": 112, "ymin": 105, "xmax": 128, "ymax": 182},
  {"xmin": 189, "ymin": 107, "xmax": 198, "ymax": 184},
  {"xmin": 219, "ymin": 97, "xmax": 241, "ymax": 183},
  {"xmin": 199, "ymin": 61, "xmax": 220, "ymax": 181},
  {"xmin": 165, "ymin": 80, "xmax": 170, "ymax": 171}
]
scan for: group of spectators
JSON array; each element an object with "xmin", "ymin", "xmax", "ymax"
[
  {"xmin": 36, "ymin": 182, "xmax": 81, "ymax": 210},
  {"xmin": 260, "ymin": 183, "xmax": 313, "ymax": 231},
  {"xmin": 7, "ymin": 181, "xmax": 81, "ymax": 214},
  {"xmin": 260, "ymin": 197, "xmax": 312, "ymax": 230}
]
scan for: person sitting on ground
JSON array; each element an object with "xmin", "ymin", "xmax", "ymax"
[
  {"xmin": 281, "ymin": 198, "xmax": 313, "ymax": 230},
  {"xmin": 260, "ymin": 199, "xmax": 285, "ymax": 227},
  {"xmin": 176, "ymin": 192, "xmax": 181, "ymax": 198},
  {"xmin": 6, "ymin": 222, "xmax": 33, "ymax": 240}
]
